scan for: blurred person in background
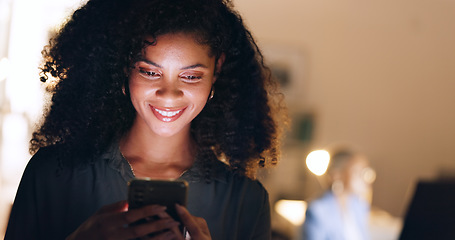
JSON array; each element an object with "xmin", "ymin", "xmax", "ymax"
[{"xmin": 301, "ymin": 149, "xmax": 375, "ymax": 240}]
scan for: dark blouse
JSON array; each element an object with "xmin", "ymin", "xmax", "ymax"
[{"xmin": 5, "ymin": 143, "xmax": 271, "ymax": 240}]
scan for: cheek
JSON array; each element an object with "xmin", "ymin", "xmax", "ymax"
[
  {"xmin": 185, "ymin": 85, "xmax": 212, "ymax": 100},
  {"xmin": 129, "ymin": 82, "xmax": 155, "ymax": 99}
]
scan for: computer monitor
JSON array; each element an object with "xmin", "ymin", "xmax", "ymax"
[{"xmin": 399, "ymin": 180, "xmax": 455, "ymax": 240}]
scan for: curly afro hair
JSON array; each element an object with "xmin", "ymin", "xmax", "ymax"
[{"xmin": 32, "ymin": 0, "xmax": 287, "ymax": 179}]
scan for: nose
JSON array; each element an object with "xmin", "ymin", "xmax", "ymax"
[{"xmin": 155, "ymin": 78, "xmax": 183, "ymax": 99}]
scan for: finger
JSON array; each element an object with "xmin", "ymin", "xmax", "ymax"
[
  {"xmin": 176, "ymin": 204, "xmax": 209, "ymax": 238},
  {"xmin": 96, "ymin": 204, "xmax": 167, "ymax": 236},
  {"xmin": 124, "ymin": 205, "xmax": 168, "ymax": 224},
  {"xmin": 156, "ymin": 208, "xmax": 173, "ymax": 220},
  {"xmin": 144, "ymin": 207, "xmax": 184, "ymax": 239},
  {"xmin": 148, "ymin": 230, "xmax": 181, "ymax": 240},
  {"xmin": 167, "ymin": 224, "xmax": 185, "ymax": 240},
  {"xmin": 115, "ymin": 205, "xmax": 176, "ymax": 238},
  {"xmin": 122, "ymin": 218, "xmax": 181, "ymax": 239}
]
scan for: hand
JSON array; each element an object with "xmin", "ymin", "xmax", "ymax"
[
  {"xmin": 176, "ymin": 204, "xmax": 212, "ymax": 240},
  {"xmin": 66, "ymin": 200, "xmax": 182, "ymax": 240}
]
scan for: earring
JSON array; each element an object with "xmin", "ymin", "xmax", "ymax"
[
  {"xmin": 209, "ymin": 87, "xmax": 215, "ymax": 100},
  {"xmin": 122, "ymin": 85, "xmax": 126, "ymax": 96}
]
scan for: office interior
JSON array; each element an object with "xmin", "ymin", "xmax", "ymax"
[{"xmin": 1, "ymin": 0, "xmax": 455, "ymax": 239}]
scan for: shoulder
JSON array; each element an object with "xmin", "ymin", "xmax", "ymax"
[
  {"xmin": 307, "ymin": 191, "xmax": 337, "ymax": 213},
  {"xmin": 310, "ymin": 191, "xmax": 335, "ymax": 203},
  {"xmin": 15, "ymin": 146, "xmax": 73, "ymax": 190},
  {"xmin": 25, "ymin": 146, "xmax": 63, "ymax": 174},
  {"xmin": 186, "ymin": 159, "xmax": 269, "ymax": 200},
  {"xmin": 219, "ymin": 161, "xmax": 267, "ymax": 191},
  {"xmin": 24, "ymin": 145, "xmax": 99, "ymax": 180},
  {"xmin": 217, "ymin": 161, "xmax": 269, "ymax": 203}
]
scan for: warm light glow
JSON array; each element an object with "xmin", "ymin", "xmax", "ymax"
[
  {"xmin": 362, "ymin": 167, "xmax": 377, "ymax": 184},
  {"xmin": 1, "ymin": 114, "xmax": 30, "ymax": 202},
  {"xmin": 306, "ymin": 150, "xmax": 330, "ymax": 176},
  {"xmin": 0, "ymin": 57, "xmax": 9, "ymax": 81},
  {"xmin": 275, "ymin": 199, "xmax": 307, "ymax": 225}
]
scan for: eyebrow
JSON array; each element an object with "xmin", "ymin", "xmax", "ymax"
[{"xmin": 138, "ymin": 58, "xmax": 209, "ymax": 70}]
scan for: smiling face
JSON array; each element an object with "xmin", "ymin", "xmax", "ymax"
[{"xmin": 128, "ymin": 33, "xmax": 217, "ymax": 138}]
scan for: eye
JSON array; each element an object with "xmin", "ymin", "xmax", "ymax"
[
  {"xmin": 186, "ymin": 75, "xmax": 201, "ymax": 80},
  {"xmin": 181, "ymin": 73, "xmax": 203, "ymax": 83},
  {"xmin": 138, "ymin": 68, "xmax": 161, "ymax": 79}
]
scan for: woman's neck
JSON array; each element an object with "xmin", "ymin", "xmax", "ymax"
[{"xmin": 119, "ymin": 122, "xmax": 196, "ymax": 179}]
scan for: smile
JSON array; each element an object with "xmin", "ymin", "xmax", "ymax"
[
  {"xmin": 151, "ymin": 106, "xmax": 186, "ymax": 122},
  {"xmin": 155, "ymin": 108, "xmax": 182, "ymax": 117}
]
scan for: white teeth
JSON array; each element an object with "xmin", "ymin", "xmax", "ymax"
[{"xmin": 155, "ymin": 108, "xmax": 182, "ymax": 117}]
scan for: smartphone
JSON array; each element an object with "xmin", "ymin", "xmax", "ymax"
[{"xmin": 128, "ymin": 179, "xmax": 188, "ymax": 235}]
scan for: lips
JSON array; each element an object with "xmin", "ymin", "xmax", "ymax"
[{"xmin": 151, "ymin": 106, "xmax": 186, "ymax": 122}]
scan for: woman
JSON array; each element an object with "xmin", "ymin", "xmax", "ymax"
[{"xmin": 5, "ymin": 0, "xmax": 286, "ymax": 239}]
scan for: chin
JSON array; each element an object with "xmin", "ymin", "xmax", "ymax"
[
  {"xmin": 152, "ymin": 130, "xmax": 179, "ymax": 138},
  {"xmin": 152, "ymin": 126, "xmax": 187, "ymax": 138}
]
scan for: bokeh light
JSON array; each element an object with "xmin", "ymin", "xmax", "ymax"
[
  {"xmin": 0, "ymin": 58, "xmax": 9, "ymax": 81},
  {"xmin": 306, "ymin": 150, "xmax": 330, "ymax": 176},
  {"xmin": 274, "ymin": 199, "xmax": 307, "ymax": 226}
]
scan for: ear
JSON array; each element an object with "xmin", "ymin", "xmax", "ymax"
[
  {"xmin": 124, "ymin": 65, "xmax": 131, "ymax": 76},
  {"xmin": 122, "ymin": 66, "xmax": 131, "ymax": 96},
  {"xmin": 213, "ymin": 53, "xmax": 225, "ymax": 83}
]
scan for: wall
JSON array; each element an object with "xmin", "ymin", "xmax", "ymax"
[{"xmin": 234, "ymin": 0, "xmax": 455, "ymax": 217}]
